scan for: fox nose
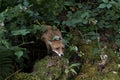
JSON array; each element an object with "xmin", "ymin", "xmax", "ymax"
[
  {"xmin": 61, "ymin": 53, "xmax": 64, "ymax": 56},
  {"xmin": 58, "ymin": 53, "xmax": 64, "ymax": 57}
]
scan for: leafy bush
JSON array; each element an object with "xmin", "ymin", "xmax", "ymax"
[{"xmin": 0, "ymin": 0, "xmax": 120, "ymax": 79}]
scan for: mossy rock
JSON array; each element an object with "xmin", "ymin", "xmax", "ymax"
[
  {"xmin": 12, "ymin": 56, "xmax": 67, "ymax": 80},
  {"xmin": 75, "ymin": 69, "xmax": 120, "ymax": 80},
  {"xmin": 75, "ymin": 59, "xmax": 120, "ymax": 80},
  {"xmin": 78, "ymin": 41, "xmax": 100, "ymax": 63},
  {"xmin": 75, "ymin": 63, "xmax": 98, "ymax": 80},
  {"xmin": 75, "ymin": 40, "xmax": 120, "ymax": 80},
  {"xmin": 12, "ymin": 72, "xmax": 41, "ymax": 80},
  {"xmin": 33, "ymin": 56, "xmax": 67, "ymax": 80}
]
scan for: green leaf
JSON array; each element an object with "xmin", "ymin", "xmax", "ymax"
[
  {"xmin": 11, "ymin": 29, "xmax": 30, "ymax": 36},
  {"xmin": 64, "ymin": 1, "xmax": 73, "ymax": 6},
  {"xmin": 106, "ymin": 4, "xmax": 112, "ymax": 9},
  {"xmin": 32, "ymin": 25, "xmax": 46, "ymax": 34},
  {"xmin": 0, "ymin": 12, "xmax": 5, "ymax": 22},
  {"xmin": 15, "ymin": 51, "xmax": 23, "ymax": 59},
  {"xmin": 52, "ymin": 36, "xmax": 60, "ymax": 40},
  {"xmin": 118, "ymin": 64, "xmax": 120, "ymax": 68},
  {"xmin": 0, "ymin": 40, "xmax": 9, "ymax": 48},
  {"xmin": 102, "ymin": 0, "xmax": 108, "ymax": 3},
  {"xmin": 81, "ymin": 12, "xmax": 89, "ymax": 18},
  {"xmin": 98, "ymin": 3, "xmax": 106, "ymax": 8},
  {"xmin": 23, "ymin": 0, "xmax": 29, "ymax": 7},
  {"xmin": 66, "ymin": 59, "xmax": 69, "ymax": 64},
  {"xmin": 93, "ymin": 48, "xmax": 99, "ymax": 54},
  {"xmin": 70, "ymin": 69, "xmax": 77, "ymax": 74},
  {"xmin": 116, "ymin": 39, "xmax": 120, "ymax": 46},
  {"xmin": 87, "ymin": 32, "xmax": 96, "ymax": 35},
  {"xmin": 82, "ymin": 20, "xmax": 88, "ymax": 24},
  {"xmin": 70, "ymin": 63, "xmax": 80, "ymax": 68},
  {"xmin": 65, "ymin": 69, "xmax": 69, "ymax": 74}
]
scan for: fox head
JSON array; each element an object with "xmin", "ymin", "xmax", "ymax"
[
  {"xmin": 41, "ymin": 25, "xmax": 64, "ymax": 57},
  {"xmin": 49, "ymin": 40, "xmax": 64, "ymax": 57}
]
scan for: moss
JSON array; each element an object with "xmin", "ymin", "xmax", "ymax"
[
  {"xmin": 75, "ymin": 63, "xmax": 98, "ymax": 80},
  {"xmin": 75, "ymin": 64, "xmax": 120, "ymax": 80},
  {"xmin": 12, "ymin": 56, "xmax": 67, "ymax": 80},
  {"xmin": 12, "ymin": 39, "xmax": 120, "ymax": 80},
  {"xmin": 33, "ymin": 56, "xmax": 66, "ymax": 79},
  {"xmin": 105, "ymin": 49, "xmax": 119, "ymax": 63},
  {"xmin": 78, "ymin": 41, "xmax": 100, "ymax": 64},
  {"xmin": 75, "ymin": 42, "xmax": 120, "ymax": 80},
  {"xmin": 12, "ymin": 72, "xmax": 41, "ymax": 80}
]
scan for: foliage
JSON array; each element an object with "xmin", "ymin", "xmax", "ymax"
[
  {"xmin": 12, "ymin": 72, "xmax": 41, "ymax": 80},
  {"xmin": 0, "ymin": 46, "xmax": 14, "ymax": 80},
  {"xmin": 0, "ymin": 0, "xmax": 120, "ymax": 79},
  {"xmin": 12, "ymin": 56, "xmax": 67, "ymax": 80},
  {"xmin": 64, "ymin": 59, "xmax": 80, "ymax": 76},
  {"xmin": 75, "ymin": 63, "xmax": 120, "ymax": 80},
  {"xmin": 29, "ymin": 0, "xmax": 64, "ymax": 22}
]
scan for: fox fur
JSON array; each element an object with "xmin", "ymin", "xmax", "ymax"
[{"xmin": 41, "ymin": 25, "xmax": 64, "ymax": 57}]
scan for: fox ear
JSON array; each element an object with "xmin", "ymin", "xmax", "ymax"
[{"xmin": 48, "ymin": 41, "xmax": 52, "ymax": 45}]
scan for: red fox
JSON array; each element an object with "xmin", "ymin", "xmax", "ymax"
[{"xmin": 41, "ymin": 25, "xmax": 64, "ymax": 57}]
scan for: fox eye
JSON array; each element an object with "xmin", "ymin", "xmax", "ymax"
[
  {"xmin": 55, "ymin": 48, "xmax": 59, "ymax": 50},
  {"xmin": 62, "ymin": 47, "xmax": 64, "ymax": 50}
]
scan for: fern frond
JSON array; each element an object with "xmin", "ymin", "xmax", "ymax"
[{"xmin": 0, "ymin": 46, "xmax": 14, "ymax": 80}]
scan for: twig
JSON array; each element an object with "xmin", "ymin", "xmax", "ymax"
[
  {"xmin": 4, "ymin": 69, "xmax": 21, "ymax": 80},
  {"xmin": 17, "ymin": 41, "xmax": 34, "ymax": 47}
]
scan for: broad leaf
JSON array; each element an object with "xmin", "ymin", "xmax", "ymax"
[
  {"xmin": 15, "ymin": 51, "xmax": 23, "ymax": 59},
  {"xmin": 0, "ymin": 12, "xmax": 5, "ymax": 22},
  {"xmin": 87, "ymin": 32, "xmax": 96, "ymax": 35},
  {"xmin": 93, "ymin": 48, "xmax": 99, "ymax": 54},
  {"xmin": 102, "ymin": 0, "xmax": 108, "ymax": 3},
  {"xmin": 23, "ymin": 0, "xmax": 29, "ymax": 7},
  {"xmin": 64, "ymin": 1, "xmax": 73, "ymax": 6},
  {"xmin": 106, "ymin": 4, "xmax": 112, "ymax": 9},
  {"xmin": 11, "ymin": 29, "xmax": 30, "ymax": 36},
  {"xmin": 98, "ymin": 3, "xmax": 106, "ymax": 8},
  {"xmin": 116, "ymin": 39, "xmax": 120, "ymax": 46}
]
